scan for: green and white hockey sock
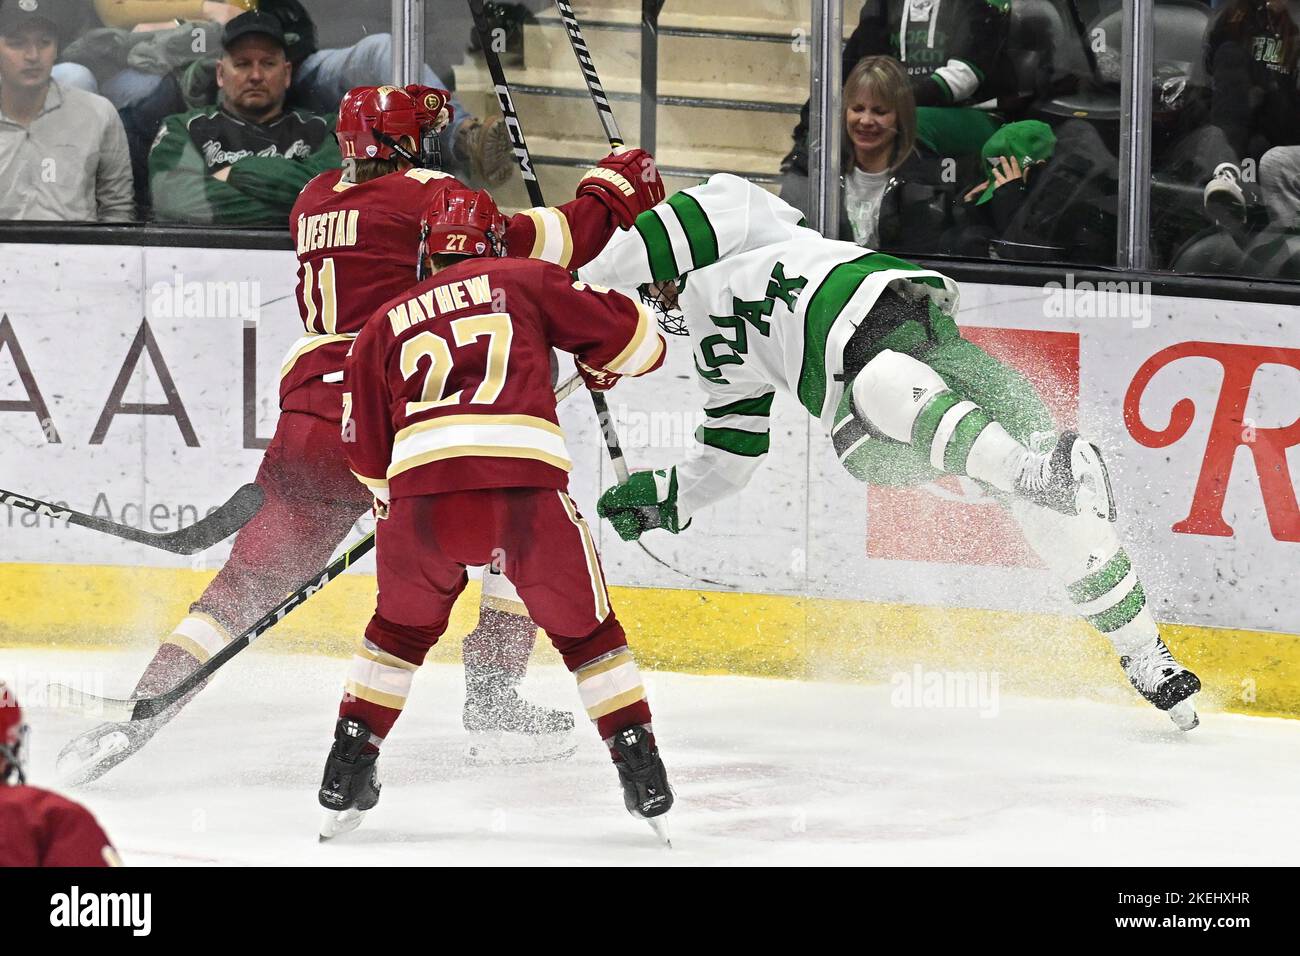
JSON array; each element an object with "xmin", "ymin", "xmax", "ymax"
[
  {"xmin": 911, "ymin": 390, "xmax": 1027, "ymax": 491},
  {"xmin": 849, "ymin": 349, "xmax": 1030, "ymax": 489},
  {"xmin": 1008, "ymin": 500, "xmax": 1158, "ymax": 658}
]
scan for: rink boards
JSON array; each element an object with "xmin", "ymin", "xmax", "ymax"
[{"xmin": 1, "ymin": 243, "xmax": 1297, "ymax": 717}]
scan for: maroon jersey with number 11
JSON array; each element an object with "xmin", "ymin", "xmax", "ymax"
[{"xmin": 285, "ymin": 167, "xmax": 622, "ymax": 423}]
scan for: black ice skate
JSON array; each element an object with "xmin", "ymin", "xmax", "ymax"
[
  {"xmin": 318, "ymin": 717, "xmax": 382, "ymax": 840},
  {"xmin": 463, "ymin": 673, "xmax": 577, "ymax": 766},
  {"xmin": 56, "ymin": 717, "xmax": 162, "ymax": 786},
  {"xmin": 611, "ymin": 725, "xmax": 673, "ymax": 846},
  {"xmin": 1121, "ymin": 639, "xmax": 1201, "ymax": 731},
  {"xmin": 1013, "ymin": 431, "xmax": 1117, "ymax": 521}
]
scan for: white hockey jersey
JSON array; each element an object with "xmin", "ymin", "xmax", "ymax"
[{"xmin": 579, "ymin": 174, "xmax": 959, "ymax": 522}]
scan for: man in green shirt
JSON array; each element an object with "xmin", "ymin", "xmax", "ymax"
[{"xmin": 148, "ymin": 10, "xmax": 339, "ymax": 226}]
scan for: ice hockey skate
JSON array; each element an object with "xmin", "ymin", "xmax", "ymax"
[
  {"xmin": 1013, "ymin": 431, "xmax": 1117, "ymax": 522},
  {"xmin": 1122, "ymin": 639, "xmax": 1202, "ymax": 731},
  {"xmin": 55, "ymin": 717, "xmax": 160, "ymax": 787},
  {"xmin": 462, "ymin": 677, "xmax": 577, "ymax": 766},
  {"xmin": 611, "ymin": 725, "xmax": 673, "ymax": 846},
  {"xmin": 318, "ymin": 717, "xmax": 382, "ymax": 841}
]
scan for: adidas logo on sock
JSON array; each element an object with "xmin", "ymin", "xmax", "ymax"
[{"xmin": 911, "ymin": 387, "xmax": 926, "ymax": 401}]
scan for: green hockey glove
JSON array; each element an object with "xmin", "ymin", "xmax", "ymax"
[{"xmin": 596, "ymin": 468, "xmax": 690, "ymax": 542}]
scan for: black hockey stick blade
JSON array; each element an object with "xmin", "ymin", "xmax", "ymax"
[
  {"xmin": 48, "ymin": 530, "xmax": 377, "ymax": 721},
  {"xmin": 0, "ymin": 483, "xmax": 264, "ymax": 555}
]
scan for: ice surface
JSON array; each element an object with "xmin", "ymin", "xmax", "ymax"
[{"xmin": 6, "ymin": 648, "xmax": 1299, "ymax": 866}]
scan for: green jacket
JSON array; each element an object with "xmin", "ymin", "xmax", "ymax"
[{"xmin": 149, "ymin": 104, "xmax": 339, "ymax": 226}]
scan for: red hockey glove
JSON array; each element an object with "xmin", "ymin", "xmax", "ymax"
[
  {"xmin": 577, "ymin": 147, "xmax": 664, "ymax": 228},
  {"xmin": 405, "ymin": 85, "xmax": 453, "ymax": 133},
  {"xmin": 575, "ymin": 357, "xmax": 622, "ymax": 392}
]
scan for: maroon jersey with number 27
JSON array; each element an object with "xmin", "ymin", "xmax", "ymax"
[{"xmin": 344, "ymin": 257, "xmax": 666, "ymax": 499}]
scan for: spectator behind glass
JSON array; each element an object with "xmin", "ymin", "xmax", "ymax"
[
  {"xmin": 1178, "ymin": 0, "xmax": 1300, "ymax": 219},
  {"xmin": 148, "ymin": 10, "xmax": 338, "ymax": 224},
  {"xmin": 781, "ymin": 0, "xmax": 1010, "ymax": 178},
  {"xmin": 953, "ymin": 117, "xmax": 1119, "ymax": 264},
  {"xmin": 839, "ymin": 56, "xmax": 916, "ymax": 247},
  {"xmin": 0, "ymin": 0, "xmax": 133, "ymax": 221},
  {"xmin": 68, "ymin": 0, "xmax": 512, "ymax": 187},
  {"xmin": 781, "ymin": 56, "xmax": 973, "ymax": 254}
]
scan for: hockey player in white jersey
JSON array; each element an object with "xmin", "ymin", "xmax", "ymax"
[{"xmin": 581, "ymin": 174, "xmax": 1201, "ymax": 731}]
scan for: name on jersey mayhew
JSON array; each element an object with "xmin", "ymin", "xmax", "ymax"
[{"xmin": 386, "ymin": 274, "xmax": 496, "ymax": 334}]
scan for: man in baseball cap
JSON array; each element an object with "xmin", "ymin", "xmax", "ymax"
[
  {"xmin": 0, "ymin": 0, "xmax": 74, "ymax": 48},
  {"xmin": 219, "ymin": 10, "xmax": 293, "ymax": 124},
  {"xmin": 0, "ymin": 0, "xmax": 133, "ymax": 220},
  {"xmin": 149, "ymin": 7, "xmax": 340, "ymax": 224}
]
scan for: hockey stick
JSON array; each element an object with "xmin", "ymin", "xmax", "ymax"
[
  {"xmin": 0, "ymin": 483, "xmax": 263, "ymax": 555},
  {"xmin": 46, "ymin": 376, "xmax": 587, "ymax": 722},
  {"xmin": 466, "ymin": 4, "xmax": 642, "ymax": 509},
  {"xmin": 547, "ymin": 0, "xmax": 636, "ymax": 483},
  {"xmin": 48, "ymin": 530, "xmax": 376, "ymax": 721},
  {"xmin": 547, "ymin": 2, "xmax": 736, "ymax": 591}
]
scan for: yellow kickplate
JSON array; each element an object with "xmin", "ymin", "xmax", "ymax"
[{"xmin": 1, "ymin": 563, "xmax": 1295, "ymax": 718}]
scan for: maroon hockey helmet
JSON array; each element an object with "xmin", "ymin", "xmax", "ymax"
[
  {"xmin": 336, "ymin": 85, "xmax": 422, "ymax": 163},
  {"xmin": 0, "ymin": 681, "xmax": 27, "ymax": 785},
  {"xmin": 420, "ymin": 187, "xmax": 508, "ymax": 263}
]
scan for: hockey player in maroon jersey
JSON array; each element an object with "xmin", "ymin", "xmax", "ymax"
[
  {"xmin": 316, "ymin": 187, "xmax": 672, "ymax": 842},
  {"xmin": 0, "ymin": 682, "xmax": 121, "ymax": 867},
  {"xmin": 57, "ymin": 85, "xmax": 666, "ymax": 784}
]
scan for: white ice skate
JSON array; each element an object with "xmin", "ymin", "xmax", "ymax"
[
  {"xmin": 1121, "ymin": 639, "xmax": 1201, "ymax": 731},
  {"xmin": 1014, "ymin": 432, "xmax": 1117, "ymax": 522},
  {"xmin": 462, "ymin": 687, "xmax": 577, "ymax": 766}
]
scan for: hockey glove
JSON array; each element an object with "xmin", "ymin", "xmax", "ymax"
[
  {"xmin": 597, "ymin": 468, "xmax": 689, "ymax": 542},
  {"xmin": 577, "ymin": 147, "xmax": 665, "ymax": 229},
  {"xmin": 575, "ymin": 356, "xmax": 621, "ymax": 392},
  {"xmin": 405, "ymin": 85, "xmax": 453, "ymax": 134}
]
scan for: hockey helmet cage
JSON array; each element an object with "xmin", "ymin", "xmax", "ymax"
[
  {"xmin": 0, "ymin": 681, "xmax": 27, "ymax": 786},
  {"xmin": 405, "ymin": 85, "xmax": 454, "ymax": 169},
  {"xmin": 336, "ymin": 86, "xmax": 422, "ymax": 164},
  {"xmin": 640, "ymin": 276, "xmax": 689, "ymax": 336}
]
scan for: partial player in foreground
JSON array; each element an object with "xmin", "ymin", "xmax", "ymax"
[
  {"xmin": 1, "ymin": 682, "xmax": 120, "ymax": 866},
  {"xmin": 583, "ymin": 174, "xmax": 1200, "ymax": 731},
  {"xmin": 316, "ymin": 188, "xmax": 673, "ymax": 843},
  {"xmin": 57, "ymin": 86, "xmax": 665, "ymax": 784}
]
